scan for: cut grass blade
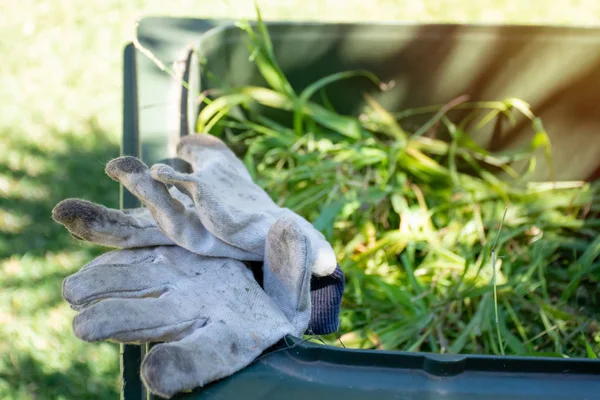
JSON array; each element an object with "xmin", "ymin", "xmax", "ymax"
[
  {"xmin": 196, "ymin": 87, "xmax": 292, "ymax": 132},
  {"xmin": 294, "ymin": 70, "xmax": 384, "ymax": 136},
  {"xmin": 584, "ymin": 335, "xmax": 598, "ymax": 359},
  {"xmin": 412, "ymin": 95, "xmax": 470, "ymax": 138},
  {"xmin": 491, "ymin": 207, "xmax": 508, "ymax": 356},
  {"xmin": 236, "ymin": 7, "xmax": 296, "ymax": 98},
  {"xmin": 363, "ymin": 94, "xmax": 408, "ymax": 143},
  {"xmin": 450, "ymin": 294, "xmax": 491, "ymax": 354}
]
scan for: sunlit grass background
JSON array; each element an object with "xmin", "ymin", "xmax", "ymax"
[{"xmin": 2, "ymin": 0, "xmax": 600, "ymax": 398}]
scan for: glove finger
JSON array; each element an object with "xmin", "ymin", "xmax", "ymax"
[
  {"xmin": 105, "ymin": 156, "xmax": 257, "ymax": 260},
  {"xmin": 105, "ymin": 156, "xmax": 186, "ymax": 216},
  {"xmin": 147, "ymin": 163, "xmax": 198, "ymax": 204},
  {"xmin": 149, "ymin": 163, "xmax": 247, "ymax": 243},
  {"xmin": 52, "ymin": 199, "xmax": 174, "ymax": 248},
  {"xmin": 62, "ymin": 261, "xmax": 179, "ymax": 308},
  {"xmin": 176, "ymin": 134, "xmax": 253, "ymax": 182},
  {"xmin": 264, "ymin": 216, "xmax": 312, "ymax": 336},
  {"xmin": 73, "ymin": 296, "xmax": 207, "ymax": 343},
  {"xmin": 141, "ymin": 317, "xmax": 291, "ymax": 399},
  {"xmin": 150, "ymin": 163, "xmax": 272, "ymax": 258},
  {"xmin": 288, "ymin": 213, "xmax": 338, "ymax": 277}
]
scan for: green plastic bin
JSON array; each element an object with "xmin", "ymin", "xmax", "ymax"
[{"xmin": 120, "ymin": 17, "xmax": 600, "ymax": 400}]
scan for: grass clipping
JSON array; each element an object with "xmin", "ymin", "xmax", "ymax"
[{"xmin": 174, "ymin": 11, "xmax": 600, "ymax": 358}]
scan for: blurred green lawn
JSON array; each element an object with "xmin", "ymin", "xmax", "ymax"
[{"xmin": 2, "ymin": 0, "xmax": 600, "ymax": 398}]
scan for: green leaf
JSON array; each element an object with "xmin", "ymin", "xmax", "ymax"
[
  {"xmin": 363, "ymin": 94, "xmax": 407, "ymax": 144},
  {"xmin": 391, "ymin": 193, "xmax": 409, "ymax": 215},
  {"xmin": 584, "ymin": 337, "xmax": 598, "ymax": 359},
  {"xmin": 562, "ymin": 234, "xmax": 600, "ymax": 301},
  {"xmin": 196, "ymin": 87, "xmax": 293, "ymax": 132},
  {"xmin": 526, "ymin": 352, "xmax": 568, "ymax": 358},
  {"xmin": 412, "ymin": 94, "xmax": 470, "ymax": 138},
  {"xmin": 313, "ymin": 199, "xmax": 348, "ymax": 239},
  {"xmin": 305, "ymin": 102, "xmax": 364, "ymax": 139},
  {"xmin": 450, "ymin": 294, "xmax": 490, "ymax": 354},
  {"xmin": 531, "ymin": 117, "xmax": 555, "ymax": 182},
  {"xmin": 240, "ymin": 7, "xmax": 297, "ymax": 98},
  {"xmin": 442, "ymin": 116, "xmax": 460, "ymax": 186},
  {"xmin": 506, "ymin": 98, "xmax": 534, "ymax": 119},
  {"xmin": 294, "ymin": 70, "xmax": 383, "ymax": 136}
]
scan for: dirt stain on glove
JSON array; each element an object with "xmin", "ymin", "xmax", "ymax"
[{"xmin": 105, "ymin": 156, "xmax": 148, "ymax": 179}]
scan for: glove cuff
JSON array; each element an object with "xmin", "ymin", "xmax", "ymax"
[{"xmin": 307, "ymin": 264, "xmax": 345, "ymax": 335}]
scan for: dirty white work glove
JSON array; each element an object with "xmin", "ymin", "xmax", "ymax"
[
  {"xmin": 52, "ymin": 135, "xmax": 344, "ymax": 335},
  {"xmin": 53, "ymin": 134, "xmax": 337, "ymax": 278},
  {"xmin": 63, "ymin": 217, "xmax": 312, "ymax": 398}
]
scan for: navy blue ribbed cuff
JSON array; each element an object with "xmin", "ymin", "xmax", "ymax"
[{"xmin": 307, "ymin": 264, "xmax": 345, "ymax": 335}]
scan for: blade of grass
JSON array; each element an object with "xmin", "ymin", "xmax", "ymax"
[
  {"xmin": 412, "ymin": 95, "xmax": 470, "ymax": 138},
  {"xmin": 562, "ymin": 234, "xmax": 600, "ymax": 300},
  {"xmin": 583, "ymin": 335, "xmax": 598, "ymax": 359},
  {"xmin": 363, "ymin": 94, "xmax": 408, "ymax": 144},
  {"xmin": 491, "ymin": 207, "xmax": 508, "ymax": 355},
  {"xmin": 236, "ymin": 7, "xmax": 297, "ymax": 98},
  {"xmin": 450, "ymin": 294, "xmax": 491, "ymax": 354},
  {"xmin": 294, "ymin": 70, "xmax": 383, "ymax": 136}
]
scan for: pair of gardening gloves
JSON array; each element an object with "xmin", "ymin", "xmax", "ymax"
[{"xmin": 52, "ymin": 134, "xmax": 344, "ymax": 398}]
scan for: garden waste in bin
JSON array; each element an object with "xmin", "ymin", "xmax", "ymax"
[{"xmin": 120, "ymin": 17, "xmax": 600, "ymax": 400}]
